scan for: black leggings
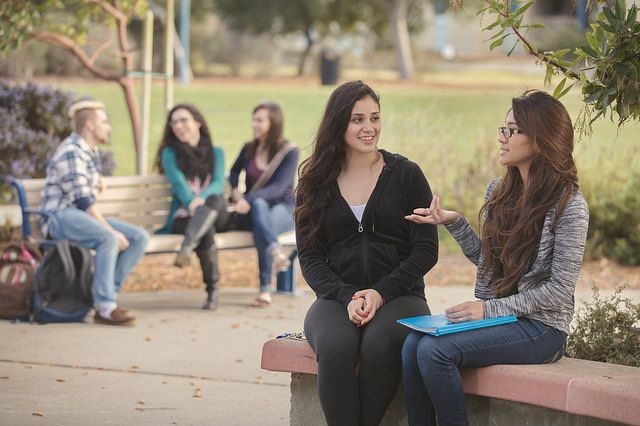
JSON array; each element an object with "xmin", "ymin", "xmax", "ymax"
[
  {"xmin": 304, "ymin": 295, "xmax": 430, "ymax": 426},
  {"xmin": 171, "ymin": 195, "xmax": 228, "ymax": 286}
]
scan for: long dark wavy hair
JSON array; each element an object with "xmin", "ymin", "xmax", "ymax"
[
  {"xmin": 295, "ymin": 80, "xmax": 380, "ymax": 247},
  {"xmin": 247, "ymin": 101, "xmax": 286, "ymax": 162},
  {"xmin": 480, "ymin": 90, "xmax": 579, "ymax": 298},
  {"xmin": 154, "ymin": 103, "xmax": 214, "ymax": 180}
]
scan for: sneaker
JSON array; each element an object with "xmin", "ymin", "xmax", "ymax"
[
  {"xmin": 270, "ymin": 246, "xmax": 291, "ymax": 272},
  {"xmin": 94, "ymin": 309, "xmax": 136, "ymax": 326}
]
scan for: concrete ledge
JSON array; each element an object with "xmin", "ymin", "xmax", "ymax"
[{"xmin": 261, "ymin": 337, "xmax": 640, "ymax": 425}]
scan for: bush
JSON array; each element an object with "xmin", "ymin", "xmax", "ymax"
[
  {"xmin": 0, "ymin": 81, "xmax": 115, "ymax": 201},
  {"xmin": 585, "ymin": 175, "xmax": 640, "ymax": 266},
  {"xmin": 568, "ymin": 285, "xmax": 640, "ymax": 367}
]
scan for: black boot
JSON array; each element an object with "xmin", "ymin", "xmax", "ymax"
[
  {"xmin": 175, "ymin": 206, "xmax": 218, "ymax": 267},
  {"xmin": 202, "ymin": 286, "xmax": 219, "ymax": 310},
  {"xmin": 199, "ymin": 235, "xmax": 220, "ymax": 310}
]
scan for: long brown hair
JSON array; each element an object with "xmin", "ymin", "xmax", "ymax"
[
  {"xmin": 153, "ymin": 103, "xmax": 214, "ymax": 178},
  {"xmin": 247, "ymin": 101, "xmax": 286, "ymax": 162},
  {"xmin": 480, "ymin": 90, "xmax": 578, "ymax": 298},
  {"xmin": 295, "ymin": 80, "xmax": 380, "ymax": 247}
]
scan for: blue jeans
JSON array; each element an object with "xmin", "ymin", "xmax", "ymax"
[
  {"xmin": 401, "ymin": 317, "xmax": 567, "ymax": 426},
  {"xmin": 48, "ymin": 208, "xmax": 149, "ymax": 310},
  {"xmin": 237, "ymin": 198, "xmax": 294, "ymax": 292}
]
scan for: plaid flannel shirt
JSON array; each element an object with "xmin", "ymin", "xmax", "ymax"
[{"xmin": 39, "ymin": 133, "xmax": 102, "ymax": 234}]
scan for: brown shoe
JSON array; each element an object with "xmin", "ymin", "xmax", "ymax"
[{"xmin": 94, "ymin": 309, "xmax": 136, "ymax": 326}]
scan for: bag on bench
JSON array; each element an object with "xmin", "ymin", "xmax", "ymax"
[
  {"xmin": 0, "ymin": 241, "xmax": 42, "ymax": 320},
  {"xmin": 32, "ymin": 240, "xmax": 93, "ymax": 323}
]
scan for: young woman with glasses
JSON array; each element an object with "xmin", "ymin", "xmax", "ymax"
[
  {"xmin": 295, "ymin": 80, "xmax": 439, "ymax": 425},
  {"xmin": 401, "ymin": 90, "xmax": 589, "ymax": 426},
  {"xmin": 154, "ymin": 104, "xmax": 229, "ymax": 310}
]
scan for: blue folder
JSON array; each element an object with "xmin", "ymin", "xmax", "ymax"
[{"xmin": 397, "ymin": 314, "xmax": 517, "ymax": 336}]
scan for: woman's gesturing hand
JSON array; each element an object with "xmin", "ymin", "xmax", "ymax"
[
  {"xmin": 405, "ymin": 195, "xmax": 460, "ymax": 226},
  {"xmin": 444, "ymin": 301, "xmax": 484, "ymax": 323}
]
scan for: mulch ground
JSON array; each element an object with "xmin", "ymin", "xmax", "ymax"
[{"xmin": 124, "ymin": 250, "xmax": 640, "ymax": 293}]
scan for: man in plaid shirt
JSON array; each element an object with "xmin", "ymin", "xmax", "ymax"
[{"xmin": 40, "ymin": 100, "xmax": 149, "ymax": 326}]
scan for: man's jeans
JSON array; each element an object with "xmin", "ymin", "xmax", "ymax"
[
  {"xmin": 401, "ymin": 317, "xmax": 567, "ymax": 426},
  {"xmin": 48, "ymin": 207, "xmax": 149, "ymax": 311},
  {"xmin": 238, "ymin": 198, "xmax": 294, "ymax": 292}
]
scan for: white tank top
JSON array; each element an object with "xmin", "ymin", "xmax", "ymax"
[{"xmin": 350, "ymin": 204, "xmax": 366, "ymax": 222}]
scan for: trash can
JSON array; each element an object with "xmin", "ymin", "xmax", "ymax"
[{"xmin": 320, "ymin": 49, "xmax": 340, "ymax": 86}]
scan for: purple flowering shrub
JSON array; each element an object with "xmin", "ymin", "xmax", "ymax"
[{"xmin": 0, "ymin": 81, "xmax": 115, "ymax": 200}]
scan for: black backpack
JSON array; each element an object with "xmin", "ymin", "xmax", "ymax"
[{"xmin": 32, "ymin": 240, "xmax": 93, "ymax": 323}]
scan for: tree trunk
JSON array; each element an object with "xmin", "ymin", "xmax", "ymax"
[
  {"xmin": 297, "ymin": 28, "xmax": 314, "ymax": 77},
  {"xmin": 388, "ymin": 0, "xmax": 414, "ymax": 80},
  {"xmin": 119, "ymin": 77, "xmax": 142, "ymax": 166}
]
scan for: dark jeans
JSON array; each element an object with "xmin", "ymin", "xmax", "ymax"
[
  {"xmin": 171, "ymin": 195, "xmax": 228, "ymax": 288},
  {"xmin": 401, "ymin": 317, "xmax": 567, "ymax": 426},
  {"xmin": 304, "ymin": 296, "xmax": 430, "ymax": 426}
]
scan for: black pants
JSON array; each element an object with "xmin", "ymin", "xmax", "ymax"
[
  {"xmin": 304, "ymin": 295, "xmax": 430, "ymax": 426},
  {"xmin": 171, "ymin": 195, "xmax": 228, "ymax": 289}
]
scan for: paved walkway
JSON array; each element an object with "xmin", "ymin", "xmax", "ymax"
[{"xmin": 1, "ymin": 286, "xmax": 638, "ymax": 425}]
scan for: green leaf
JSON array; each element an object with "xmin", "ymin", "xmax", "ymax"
[
  {"xmin": 487, "ymin": 27, "xmax": 506, "ymax": 40},
  {"xmin": 544, "ymin": 64, "xmax": 555, "ymax": 85},
  {"xmin": 603, "ymin": 6, "xmax": 619, "ymax": 26},
  {"xmin": 579, "ymin": 45, "xmax": 599, "ymax": 58},
  {"xmin": 528, "ymin": 23, "xmax": 545, "ymax": 29},
  {"xmin": 559, "ymin": 82, "xmax": 577, "ymax": 99},
  {"xmin": 553, "ymin": 78, "xmax": 568, "ymax": 98},
  {"xmin": 490, "ymin": 36, "xmax": 506, "ymax": 50},
  {"xmin": 626, "ymin": 5, "xmax": 638, "ymax": 27},
  {"xmin": 482, "ymin": 20, "xmax": 501, "ymax": 31}
]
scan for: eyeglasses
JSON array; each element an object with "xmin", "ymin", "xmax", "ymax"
[
  {"xmin": 498, "ymin": 127, "xmax": 524, "ymax": 139},
  {"xmin": 170, "ymin": 117, "xmax": 192, "ymax": 127}
]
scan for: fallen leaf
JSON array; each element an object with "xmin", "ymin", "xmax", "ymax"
[
  {"xmin": 32, "ymin": 412, "xmax": 44, "ymax": 417},
  {"xmin": 130, "ymin": 365, "xmax": 140, "ymax": 370},
  {"xmin": 138, "ymin": 400, "xmax": 145, "ymax": 405},
  {"xmin": 235, "ymin": 359, "xmax": 243, "ymax": 363},
  {"xmin": 144, "ymin": 337, "xmax": 151, "ymax": 341},
  {"xmin": 231, "ymin": 323, "xmax": 240, "ymax": 329},
  {"xmin": 56, "ymin": 378, "xmax": 65, "ymax": 383}
]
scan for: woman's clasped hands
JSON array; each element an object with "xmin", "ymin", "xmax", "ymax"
[{"xmin": 347, "ymin": 289, "xmax": 384, "ymax": 327}]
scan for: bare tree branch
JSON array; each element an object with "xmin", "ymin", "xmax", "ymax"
[
  {"xmin": 31, "ymin": 30, "xmax": 120, "ymax": 81},
  {"xmin": 89, "ymin": 31, "xmax": 114, "ymax": 64}
]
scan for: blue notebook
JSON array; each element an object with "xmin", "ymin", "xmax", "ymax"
[{"xmin": 397, "ymin": 314, "xmax": 517, "ymax": 336}]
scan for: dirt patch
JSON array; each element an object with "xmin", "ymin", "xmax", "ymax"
[{"xmin": 123, "ymin": 251, "xmax": 640, "ymax": 293}]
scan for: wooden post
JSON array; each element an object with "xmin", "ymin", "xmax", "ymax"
[
  {"xmin": 139, "ymin": 10, "xmax": 154, "ymax": 176},
  {"xmin": 164, "ymin": 0, "xmax": 174, "ymax": 112}
]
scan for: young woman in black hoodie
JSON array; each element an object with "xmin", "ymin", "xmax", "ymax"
[{"xmin": 295, "ymin": 80, "xmax": 439, "ymax": 425}]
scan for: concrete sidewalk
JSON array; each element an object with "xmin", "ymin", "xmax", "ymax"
[{"xmin": 1, "ymin": 285, "xmax": 638, "ymax": 426}]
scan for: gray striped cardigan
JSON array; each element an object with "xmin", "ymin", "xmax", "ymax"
[{"xmin": 444, "ymin": 179, "xmax": 589, "ymax": 334}]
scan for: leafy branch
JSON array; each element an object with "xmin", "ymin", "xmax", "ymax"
[{"xmin": 466, "ymin": 0, "xmax": 640, "ymax": 131}]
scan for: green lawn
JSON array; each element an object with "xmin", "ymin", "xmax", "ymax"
[{"xmin": 51, "ymin": 75, "xmax": 640, "ymax": 250}]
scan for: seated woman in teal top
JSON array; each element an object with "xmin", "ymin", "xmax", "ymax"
[{"xmin": 154, "ymin": 104, "xmax": 228, "ymax": 310}]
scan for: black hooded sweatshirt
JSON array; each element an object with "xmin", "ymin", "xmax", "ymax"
[{"xmin": 296, "ymin": 149, "xmax": 438, "ymax": 307}]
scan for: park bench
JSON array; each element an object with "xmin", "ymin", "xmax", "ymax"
[
  {"xmin": 7, "ymin": 175, "xmax": 297, "ymax": 293},
  {"xmin": 261, "ymin": 337, "xmax": 640, "ymax": 425}
]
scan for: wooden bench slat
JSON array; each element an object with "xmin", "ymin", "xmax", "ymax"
[{"xmin": 97, "ymin": 187, "xmax": 173, "ymax": 201}]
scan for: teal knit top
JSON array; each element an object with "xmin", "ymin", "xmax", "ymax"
[{"xmin": 156, "ymin": 145, "xmax": 225, "ymax": 234}]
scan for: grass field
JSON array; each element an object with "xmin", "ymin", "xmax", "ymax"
[{"xmin": 45, "ymin": 71, "xmax": 640, "ymax": 250}]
